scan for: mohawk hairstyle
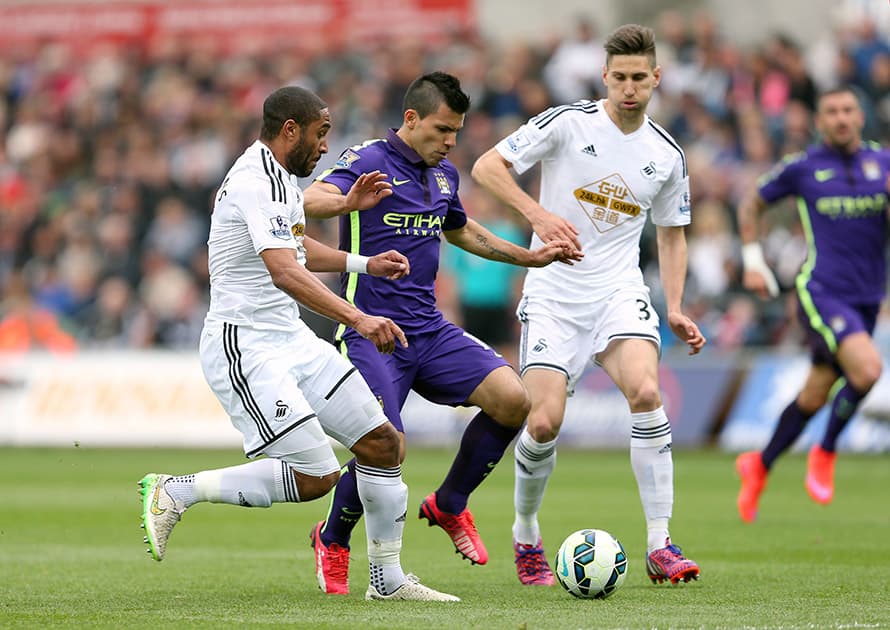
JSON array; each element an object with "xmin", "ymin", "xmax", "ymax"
[{"xmin": 403, "ymin": 71, "xmax": 471, "ymax": 118}]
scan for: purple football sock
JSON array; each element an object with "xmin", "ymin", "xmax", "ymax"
[
  {"xmin": 435, "ymin": 410, "xmax": 520, "ymax": 514},
  {"xmin": 821, "ymin": 382, "xmax": 866, "ymax": 452},
  {"xmin": 761, "ymin": 401, "xmax": 814, "ymax": 469},
  {"xmin": 319, "ymin": 458, "xmax": 362, "ymax": 548}
]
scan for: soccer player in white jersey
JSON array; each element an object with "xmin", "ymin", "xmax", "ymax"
[
  {"xmin": 472, "ymin": 24, "xmax": 706, "ymax": 587},
  {"xmin": 137, "ymin": 86, "xmax": 458, "ymax": 602}
]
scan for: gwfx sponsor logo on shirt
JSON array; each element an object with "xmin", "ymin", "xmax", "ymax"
[{"xmin": 574, "ymin": 173, "xmax": 641, "ymax": 232}]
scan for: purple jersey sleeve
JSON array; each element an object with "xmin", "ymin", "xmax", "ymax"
[
  {"xmin": 316, "ymin": 146, "xmax": 364, "ymax": 193},
  {"xmin": 757, "ymin": 152, "xmax": 805, "ymax": 203}
]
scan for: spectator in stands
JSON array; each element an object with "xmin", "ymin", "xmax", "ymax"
[
  {"xmin": 0, "ymin": 271, "xmax": 77, "ymax": 353},
  {"xmin": 542, "ymin": 17, "xmax": 604, "ymax": 103}
]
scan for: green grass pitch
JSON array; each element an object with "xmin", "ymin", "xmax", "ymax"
[{"xmin": 1, "ymin": 446, "xmax": 888, "ymax": 629}]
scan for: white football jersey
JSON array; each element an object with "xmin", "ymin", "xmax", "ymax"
[
  {"xmin": 495, "ymin": 99, "xmax": 691, "ymax": 303},
  {"xmin": 205, "ymin": 140, "xmax": 308, "ymax": 331}
]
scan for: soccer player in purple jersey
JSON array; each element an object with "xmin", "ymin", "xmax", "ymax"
[
  {"xmin": 302, "ymin": 71, "xmax": 582, "ymax": 595},
  {"xmin": 736, "ymin": 86, "xmax": 890, "ymax": 523}
]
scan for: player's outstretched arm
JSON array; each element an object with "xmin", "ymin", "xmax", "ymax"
[
  {"xmin": 303, "ymin": 235, "xmax": 348, "ymax": 272},
  {"xmin": 443, "ymin": 218, "xmax": 582, "ymax": 267},
  {"xmin": 527, "ymin": 241, "xmax": 584, "ymax": 266},
  {"xmin": 261, "ymin": 247, "xmax": 407, "ymax": 353},
  {"xmin": 472, "ymin": 148, "xmax": 581, "ymax": 250},
  {"xmin": 656, "ymin": 225, "xmax": 706, "ymax": 355},
  {"xmin": 304, "ymin": 237, "xmax": 409, "ymax": 279},
  {"xmin": 737, "ymin": 189, "xmax": 779, "ymax": 299},
  {"xmin": 304, "ymin": 172, "xmax": 392, "ymax": 219},
  {"xmin": 366, "ymin": 250, "xmax": 411, "ymax": 280}
]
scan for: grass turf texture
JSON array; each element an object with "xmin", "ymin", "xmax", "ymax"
[{"xmin": 1, "ymin": 447, "xmax": 888, "ymax": 629}]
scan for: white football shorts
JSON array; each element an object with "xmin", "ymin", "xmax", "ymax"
[
  {"xmin": 516, "ymin": 287, "xmax": 661, "ymax": 394},
  {"xmin": 199, "ymin": 321, "xmax": 387, "ymax": 476}
]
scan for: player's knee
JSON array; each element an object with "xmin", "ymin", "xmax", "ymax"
[
  {"xmin": 847, "ymin": 360, "xmax": 882, "ymax": 393},
  {"xmin": 472, "ymin": 366, "xmax": 530, "ymax": 427},
  {"xmin": 506, "ymin": 392, "xmax": 532, "ymax": 427},
  {"xmin": 526, "ymin": 409, "xmax": 560, "ymax": 442},
  {"xmin": 296, "ymin": 470, "xmax": 341, "ymax": 502},
  {"xmin": 351, "ymin": 421, "xmax": 401, "ymax": 468},
  {"xmin": 489, "ymin": 379, "xmax": 531, "ymax": 427},
  {"xmin": 625, "ymin": 382, "xmax": 661, "ymax": 411},
  {"xmin": 798, "ymin": 390, "xmax": 829, "ymax": 412}
]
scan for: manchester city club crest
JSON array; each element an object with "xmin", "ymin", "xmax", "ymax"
[
  {"xmin": 830, "ymin": 316, "xmax": 847, "ymax": 334},
  {"xmin": 862, "ymin": 159, "xmax": 881, "ymax": 181},
  {"xmin": 434, "ymin": 171, "xmax": 451, "ymax": 195}
]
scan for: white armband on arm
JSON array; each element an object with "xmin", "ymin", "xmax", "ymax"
[
  {"xmin": 345, "ymin": 253, "xmax": 370, "ymax": 274},
  {"xmin": 741, "ymin": 242, "xmax": 780, "ymax": 297}
]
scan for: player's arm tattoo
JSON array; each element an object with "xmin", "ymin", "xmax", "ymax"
[{"xmin": 473, "ymin": 232, "xmax": 520, "ymax": 263}]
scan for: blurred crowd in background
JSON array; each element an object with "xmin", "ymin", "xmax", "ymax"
[{"xmin": 1, "ymin": 7, "xmax": 889, "ymax": 358}]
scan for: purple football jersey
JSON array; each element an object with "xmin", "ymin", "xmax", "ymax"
[
  {"xmin": 317, "ymin": 129, "xmax": 467, "ymax": 333},
  {"xmin": 758, "ymin": 142, "xmax": 890, "ymax": 303}
]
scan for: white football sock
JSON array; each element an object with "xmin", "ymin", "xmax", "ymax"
[
  {"xmin": 165, "ymin": 458, "xmax": 297, "ymax": 508},
  {"xmin": 629, "ymin": 407, "xmax": 674, "ymax": 553},
  {"xmin": 356, "ymin": 463, "xmax": 408, "ymax": 595},
  {"xmin": 513, "ymin": 430, "xmax": 558, "ymax": 545}
]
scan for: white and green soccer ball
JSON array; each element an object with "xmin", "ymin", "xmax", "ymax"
[{"xmin": 555, "ymin": 528, "xmax": 628, "ymax": 599}]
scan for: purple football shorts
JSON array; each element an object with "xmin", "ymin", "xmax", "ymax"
[
  {"xmin": 337, "ymin": 320, "xmax": 509, "ymax": 432},
  {"xmin": 797, "ymin": 292, "xmax": 879, "ymax": 366}
]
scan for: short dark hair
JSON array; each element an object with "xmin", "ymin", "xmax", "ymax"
[
  {"xmin": 403, "ymin": 71, "xmax": 471, "ymax": 118},
  {"xmin": 604, "ymin": 24, "xmax": 657, "ymax": 67},
  {"xmin": 817, "ymin": 85, "xmax": 860, "ymax": 105},
  {"xmin": 260, "ymin": 86, "xmax": 327, "ymax": 141}
]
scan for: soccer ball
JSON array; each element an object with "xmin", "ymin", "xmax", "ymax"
[{"xmin": 555, "ymin": 528, "xmax": 628, "ymax": 599}]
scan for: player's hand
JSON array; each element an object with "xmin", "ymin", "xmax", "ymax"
[
  {"xmin": 368, "ymin": 250, "xmax": 410, "ymax": 280},
  {"xmin": 741, "ymin": 242, "xmax": 779, "ymax": 299},
  {"xmin": 667, "ymin": 312, "xmax": 707, "ymax": 356},
  {"xmin": 354, "ymin": 314, "xmax": 408, "ymax": 354},
  {"xmin": 530, "ymin": 208, "xmax": 582, "ymax": 251},
  {"xmin": 344, "ymin": 171, "xmax": 393, "ymax": 212},
  {"xmin": 526, "ymin": 239, "xmax": 584, "ymax": 267},
  {"xmin": 742, "ymin": 270, "xmax": 780, "ymax": 300}
]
